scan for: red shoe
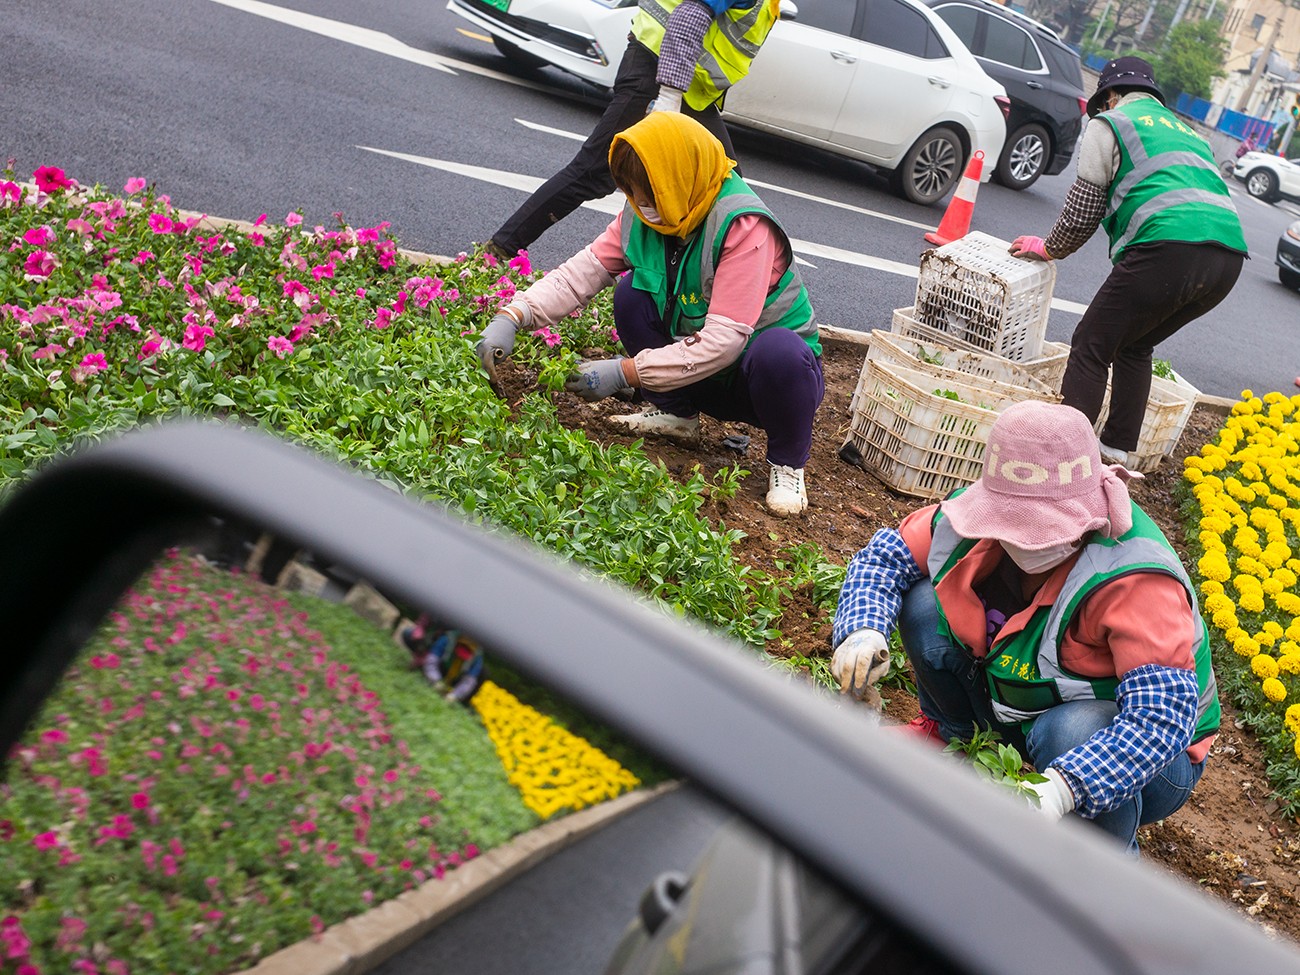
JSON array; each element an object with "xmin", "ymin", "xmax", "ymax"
[{"xmin": 895, "ymin": 714, "xmax": 945, "ymax": 746}]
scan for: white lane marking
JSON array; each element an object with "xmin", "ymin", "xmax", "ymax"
[
  {"xmin": 357, "ymin": 146, "xmax": 1090, "ymax": 313},
  {"xmin": 207, "ymin": 0, "xmax": 558, "ymax": 93},
  {"xmin": 513, "ymin": 118, "xmax": 936, "ymax": 232}
]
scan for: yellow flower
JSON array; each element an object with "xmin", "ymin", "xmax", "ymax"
[
  {"xmin": 1234, "ymin": 635, "xmax": 1260, "ymax": 657},
  {"xmin": 1287, "ymin": 704, "xmax": 1300, "ymax": 734},
  {"xmin": 1252, "ymin": 654, "xmax": 1280, "ymax": 680},
  {"xmin": 1279, "ymin": 654, "xmax": 1300, "ymax": 676},
  {"xmin": 1262, "ymin": 677, "xmax": 1287, "ymax": 703},
  {"xmin": 1197, "ymin": 552, "xmax": 1231, "ymax": 583},
  {"xmin": 1240, "ymin": 592, "xmax": 1266, "ymax": 614}
]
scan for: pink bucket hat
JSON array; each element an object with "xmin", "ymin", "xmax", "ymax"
[{"xmin": 941, "ymin": 402, "xmax": 1139, "ymax": 550}]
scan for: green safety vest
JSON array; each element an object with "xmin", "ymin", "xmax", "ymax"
[
  {"xmin": 632, "ymin": 0, "xmax": 778, "ymax": 111},
  {"xmin": 619, "ymin": 172, "xmax": 819, "ymax": 355},
  {"xmin": 1099, "ymin": 99, "xmax": 1247, "ymax": 263},
  {"xmin": 927, "ymin": 497, "xmax": 1220, "ymax": 741}
]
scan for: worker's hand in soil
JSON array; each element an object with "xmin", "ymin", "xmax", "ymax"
[
  {"xmin": 830, "ymin": 628, "xmax": 891, "ymax": 701},
  {"xmin": 476, "ymin": 306, "xmax": 524, "ymax": 384},
  {"xmin": 564, "ymin": 358, "xmax": 632, "ymax": 402}
]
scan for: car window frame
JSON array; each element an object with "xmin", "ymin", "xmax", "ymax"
[{"xmin": 859, "ymin": 0, "xmax": 952, "ymax": 60}]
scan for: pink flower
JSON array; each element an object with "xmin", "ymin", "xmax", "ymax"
[
  {"xmin": 508, "ymin": 252, "xmax": 532, "ymax": 276},
  {"xmin": 131, "ymin": 793, "xmax": 150, "ymax": 810},
  {"xmin": 138, "ymin": 332, "xmax": 165, "ymax": 361},
  {"xmin": 253, "ymin": 213, "xmax": 267, "ymax": 227},
  {"xmin": 371, "ymin": 307, "xmax": 393, "ymax": 330},
  {"xmin": 32, "ymin": 344, "xmax": 65, "ymax": 361},
  {"xmin": 23, "ymin": 226, "xmax": 53, "ymax": 247},
  {"xmin": 79, "ymin": 353, "xmax": 109, "ymax": 375},
  {"xmin": 182, "ymin": 323, "xmax": 215, "ymax": 352},
  {"xmin": 0, "ymin": 181, "xmax": 21, "ymax": 204},
  {"xmin": 33, "ymin": 165, "xmax": 75, "ymax": 193},
  {"xmin": 40, "ymin": 728, "xmax": 69, "ymax": 745},
  {"xmin": 266, "ymin": 336, "xmax": 294, "ymax": 358},
  {"xmin": 33, "ymin": 831, "xmax": 60, "ymax": 851},
  {"xmin": 284, "ymin": 212, "xmax": 303, "ymax": 227},
  {"xmin": 66, "ymin": 217, "xmax": 94, "ymax": 236},
  {"xmin": 531, "ymin": 327, "xmax": 562, "ymax": 348},
  {"xmin": 23, "ymin": 251, "xmax": 58, "ymax": 278},
  {"xmin": 147, "ymin": 213, "xmax": 173, "ymax": 234},
  {"xmin": 124, "ymin": 176, "xmax": 147, "ymax": 194},
  {"xmin": 133, "ymin": 250, "xmax": 155, "ymax": 264}
]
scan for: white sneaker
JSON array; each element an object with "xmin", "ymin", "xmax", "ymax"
[
  {"xmin": 1099, "ymin": 442, "xmax": 1128, "ymax": 466},
  {"xmin": 766, "ymin": 464, "xmax": 807, "ymax": 516},
  {"xmin": 609, "ymin": 408, "xmax": 700, "ymax": 444}
]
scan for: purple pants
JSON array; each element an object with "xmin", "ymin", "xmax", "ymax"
[{"xmin": 614, "ymin": 275, "xmax": 824, "ymax": 468}]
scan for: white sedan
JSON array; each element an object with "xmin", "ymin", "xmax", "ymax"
[
  {"xmin": 1233, "ymin": 150, "xmax": 1300, "ymax": 205},
  {"xmin": 448, "ymin": 0, "xmax": 1008, "ymax": 205}
]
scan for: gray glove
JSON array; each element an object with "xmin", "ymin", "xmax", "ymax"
[
  {"xmin": 476, "ymin": 307, "xmax": 524, "ymax": 385},
  {"xmin": 830, "ymin": 629, "xmax": 891, "ymax": 703},
  {"xmin": 564, "ymin": 358, "xmax": 631, "ymax": 402}
]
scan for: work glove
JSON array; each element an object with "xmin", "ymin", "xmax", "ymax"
[
  {"xmin": 649, "ymin": 86, "xmax": 683, "ymax": 113},
  {"xmin": 830, "ymin": 629, "xmax": 891, "ymax": 702},
  {"xmin": 564, "ymin": 358, "xmax": 631, "ymax": 402},
  {"xmin": 1025, "ymin": 767, "xmax": 1075, "ymax": 822},
  {"xmin": 1009, "ymin": 235, "xmax": 1053, "ymax": 261},
  {"xmin": 475, "ymin": 304, "xmax": 526, "ymax": 385}
]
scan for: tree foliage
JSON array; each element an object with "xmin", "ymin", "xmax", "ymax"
[{"xmin": 1152, "ymin": 18, "xmax": 1228, "ymax": 101}]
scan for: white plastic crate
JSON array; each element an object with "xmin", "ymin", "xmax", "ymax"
[
  {"xmin": 913, "ymin": 231, "xmax": 1055, "ymax": 362},
  {"xmin": 839, "ymin": 358, "xmax": 1024, "ymax": 501},
  {"xmin": 1096, "ymin": 372, "xmax": 1199, "ymax": 473},
  {"xmin": 891, "ymin": 306, "xmax": 1070, "ymax": 391},
  {"xmin": 864, "ymin": 328, "xmax": 1059, "ymax": 399}
]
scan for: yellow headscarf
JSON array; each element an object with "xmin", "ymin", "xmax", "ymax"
[{"xmin": 609, "ymin": 113, "xmax": 735, "ymax": 238}]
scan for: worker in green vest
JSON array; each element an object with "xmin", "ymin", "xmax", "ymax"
[
  {"xmin": 486, "ymin": 0, "xmax": 781, "ymax": 259},
  {"xmin": 1009, "ymin": 56, "xmax": 1246, "ymax": 468},
  {"xmin": 476, "ymin": 112, "xmax": 822, "ymax": 517},
  {"xmin": 830, "ymin": 401, "xmax": 1219, "ymax": 854}
]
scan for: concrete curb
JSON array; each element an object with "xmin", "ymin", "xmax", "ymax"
[{"xmin": 235, "ymin": 781, "xmax": 680, "ymax": 975}]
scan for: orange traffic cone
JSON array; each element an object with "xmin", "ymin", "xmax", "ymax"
[{"xmin": 924, "ymin": 150, "xmax": 983, "ymax": 246}]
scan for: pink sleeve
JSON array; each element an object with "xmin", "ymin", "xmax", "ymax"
[
  {"xmin": 1061, "ymin": 574, "xmax": 1198, "ymax": 678},
  {"xmin": 591, "ymin": 212, "xmax": 631, "ymax": 274},
  {"xmin": 517, "ymin": 216, "xmax": 628, "ymax": 328}
]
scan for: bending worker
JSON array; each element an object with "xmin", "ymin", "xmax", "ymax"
[
  {"xmin": 1009, "ymin": 56, "xmax": 1245, "ymax": 467},
  {"xmin": 487, "ymin": 0, "xmax": 781, "ymax": 259},
  {"xmin": 475, "ymin": 112, "xmax": 823, "ymax": 517},
  {"xmin": 829, "ymin": 401, "xmax": 1219, "ymax": 853}
]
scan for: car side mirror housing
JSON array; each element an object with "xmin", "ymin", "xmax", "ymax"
[{"xmin": 778, "ymin": 0, "xmax": 798, "ymax": 20}]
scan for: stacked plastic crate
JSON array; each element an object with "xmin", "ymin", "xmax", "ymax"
[
  {"xmin": 840, "ymin": 232, "xmax": 1198, "ymax": 497},
  {"xmin": 840, "ymin": 232, "xmax": 1062, "ymax": 500}
]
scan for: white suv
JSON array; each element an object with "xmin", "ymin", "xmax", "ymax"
[
  {"xmin": 448, "ymin": 0, "xmax": 1008, "ymax": 205},
  {"xmin": 1233, "ymin": 150, "xmax": 1300, "ymax": 204}
]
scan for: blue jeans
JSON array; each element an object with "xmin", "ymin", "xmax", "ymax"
[{"xmin": 897, "ymin": 580, "xmax": 1205, "ymax": 854}]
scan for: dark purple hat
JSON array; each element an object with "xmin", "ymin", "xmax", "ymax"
[{"xmin": 1086, "ymin": 56, "xmax": 1164, "ymax": 118}]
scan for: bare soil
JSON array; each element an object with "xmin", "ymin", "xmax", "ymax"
[{"xmin": 499, "ymin": 340, "xmax": 1300, "ymax": 947}]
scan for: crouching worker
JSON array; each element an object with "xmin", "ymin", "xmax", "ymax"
[
  {"xmin": 474, "ymin": 111, "xmax": 824, "ymax": 517},
  {"xmin": 829, "ymin": 401, "xmax": 1219, "ymax": 853},
  {"xmin": 400, "ymin": 615, "xmax": 487, "ymax": 705}
]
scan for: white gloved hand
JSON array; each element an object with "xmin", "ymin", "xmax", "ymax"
[
  {"xmin": 830, "ymin": 629, "xmax": 891, "ymax": 702},
  {"xmin": 651, "ymin": 86, "xmax": 683, "ymax": 113},
  {"xmin": 1025, "ymin": 767, "xmax": 1075, "ymax": 822}
]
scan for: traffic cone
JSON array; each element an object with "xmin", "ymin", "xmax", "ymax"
[{"xmin": 924, "ymin": 150, "xmax": 983, "ymax": 246}]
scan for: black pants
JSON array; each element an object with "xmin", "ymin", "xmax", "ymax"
[
  {"xmin": 491, "ymin": 39, "xmax": 736, "ymax": 254},
  {"xmin": 1060, "ymin": 241, "xmax": 1243, "ymax": 450}
]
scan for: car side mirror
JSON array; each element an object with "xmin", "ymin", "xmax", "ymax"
[{"xmin": 778, "ymin": 0, "xmax": 798, "ymax": 20}]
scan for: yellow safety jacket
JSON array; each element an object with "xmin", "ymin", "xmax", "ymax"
[{"xmin": 632, "ymin": 0, "xmax": 779, "ymax": 111}]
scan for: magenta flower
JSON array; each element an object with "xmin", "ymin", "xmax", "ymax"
[
  {"xmin": 284, "ymin": 212, "xmax": 303, "ymax": 227},
  {"xmin": 182, "ymin": 323, "xmax": 215, "ymax": 352},
  {"xmin": 124, "ymin": 176, "xmax": 147, "ymax": 194},
  {"xmin": 0, "ymin": 181, "xmax": 21, "ymax": 204},
  {"xmin": 32, "ymin": 831, "xmax": 60, "ymax": 851},
  {"xmin": 32, "ymin": 344, "xmax": 65, "ymax": 361},
  {"xmin": 147, "ymin": 213, "xmax": 173, "ymax": 234},
  {"xmin": 23, "ymin": 226, "xmax": 53, "ymax": 247},
  {"xmin": 79, "ymin": 353, "xmax": 109, "ymax": 375},
  {"xmin": 508, "ymin": 252, "xmax": 532, "ymax": 276},
  {"xmin": 371, "ymin": 307, "xmax": 393, "ymax": 330},
  {"xmin": 33, "ymin": 165, "xmax": 75, "ymax": 193},
  {"xmin": 133, "ymin": 249, "xmax": 155, "ymax": 264},
  {"xmin": 531, "ymin": 327, "xmax": 562, "ymax": 348},
  {"xmin": 23, "ymin": 250, "xmax": 58, "ymax": 278},
  {"xmin": 267, "ymin": 335, "xmax": 294, "ymax": 358}
]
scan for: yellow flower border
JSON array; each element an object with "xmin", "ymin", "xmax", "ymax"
[
  {"xmin": 471, "ymin": 680, "xmax": 640, "ymax": 820},
  {"xmin": 1185, "ymin": 390, "xmax": 1300, "ymax": 762}
]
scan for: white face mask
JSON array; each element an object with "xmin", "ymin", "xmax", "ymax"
[
  {"xmin": 637, "ymin": 204, "xmax": 662, "ymax": 224},
  {"xmin": 1001, "ymin": 539, "xmax": 1080, "ymax": 574}
]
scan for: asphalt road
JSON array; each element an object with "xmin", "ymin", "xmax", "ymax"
[
  {"xmin": 369, "ymin": 785, "xmax": 729, "ymax": 975},
  {"xmin": 4, "ymin": 0, "xmax": 1297, "ymax": 399}
]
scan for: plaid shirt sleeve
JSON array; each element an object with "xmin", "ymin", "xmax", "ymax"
[
  {"xmin": 831, "ymin": 528, "xmax": 925, "ymax": 646},
  {"xmin": 656, "ymin": 0, "xmax": 714, "ymax": 92},
  {"xmin": 1050, "ymin": 663, "xmax": 1199, "ymax": 818},
  {"xmin": 1043, "ymin": 178, "xmax": 1108, "ymax": 259}
]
